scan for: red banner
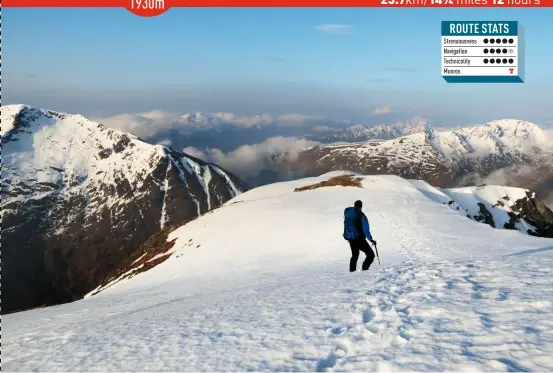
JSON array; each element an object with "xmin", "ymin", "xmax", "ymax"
[{"xmin": 2, "ymin": 0, "xmax": 550, "ymax": 17}]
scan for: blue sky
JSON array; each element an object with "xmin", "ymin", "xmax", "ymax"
[{"xmin": 3, "ymin": 7, "xmax": 553, "ymax": 125}]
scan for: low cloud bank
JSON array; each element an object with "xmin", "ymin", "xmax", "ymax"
[
  {"xmin": 183, "ymin": 136, "xmax": 319, "ymax": 185},
  {"xmin": 94, "ymin": 110, "xmax": 325, "ymax": 139}
]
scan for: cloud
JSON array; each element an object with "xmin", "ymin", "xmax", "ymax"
[
  {"xmin": 277, "ymin": 113, "xmax": 324, "ymax": 124},
  {"xmin": 375, "ymin": 66, "xmax": 416, "ymax": 72},
  {"xmin": 477, "ymin": 165, "xmax": 536, "ymax": 186},
  {"xmin": 157, "ymin": 139, "xmax": 172, "ymax": 146},
  {"xmin": 95, "ymin": 110, "xmax": 326, "ymax": 139},
  {"xmin": 182, "ymin": 137, "xmax": 318, "ymax": 181},
  {"xmin": 371, "ymin": 106, "xmax": 392, "ymax": 116},
  {"xmin": 182, "ymin": 146, "xmax": 208, "ymax": 160},
  {"xmin": 94, "ymin": 110, "xmax": 183, "ymax": 138},
  {"xmin": 312, "ymin": 125, "xmax": 335, "ymax": 132},
  {"xmin": 315, "ymin": 24, "xmax": 353, "ymax": 35}
]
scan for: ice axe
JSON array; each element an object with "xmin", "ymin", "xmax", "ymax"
[{"xmin": 372, "ymin": 241, "xmax": 381, "ymax": 266}]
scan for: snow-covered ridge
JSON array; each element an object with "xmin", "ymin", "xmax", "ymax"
[
  {"xmin": 1, "ymin": 104, "xmax": 249, "ymax": 314},
  {"xmin": 89, "ymin": 172, "xmax": 553, "ymax": 296}
]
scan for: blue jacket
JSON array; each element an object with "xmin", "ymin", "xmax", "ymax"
[
  {"xmin": 344, "ymin": 207, "xmax": 373, "ymax": 241},
  {"xmin": 359, "ymin": 213, "xmax": 373, "ymax": 241}
]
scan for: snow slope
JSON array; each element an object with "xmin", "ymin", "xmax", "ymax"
[{"xmin": 3, "ymin": 172, "xmax": 553, "ymax": 371}]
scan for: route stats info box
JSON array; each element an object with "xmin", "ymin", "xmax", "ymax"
[{"xmin": 442, "ymin": 21, "xmax": 525, "ymax": 83}]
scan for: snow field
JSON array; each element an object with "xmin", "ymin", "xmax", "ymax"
[
  {"xmin": 3, "ymin": 172, "xmax": 553, "ymax": 371},
  {"xmin": 3, "ymin": 253, "xmax": 553, "ymax": 371}
]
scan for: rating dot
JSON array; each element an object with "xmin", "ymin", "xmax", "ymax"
[
  {"xmin": 496, "ymin": 38, "xmax": 501, "ymax": 43},
  {"xmin": 509, "ymin": 58, "xmax": 514, "ymax": 64},
  {"xmin": 502, "ymin": 48, "xmax": 507, "ymax": 54},
  {"xmin": 490, "ymin": 59, "xmax": 495, "ymax": 64},
  {"xmin": 490, "ymin": 39, "xmax": 495, "ymax": 44},
  {"xmin": 502, "ymin": 58, "xmax": 507, "ymax": 64},
  {"xmin": 496, "ymin": 48, "xmax": 501, "ymax": 53},
  {"xmin": 484, "ymin": 38, "xmax": 489, "ymax": 44},
  {"xmin": 509, "ymin": 38, "xmax": 514, "ymax": 44},
  {"xmin": 508, "ymin": 48, "xmax": 514, "ymax": 54},
  {"xmin": 484, "ymin": 58, "xmax": 489, "ymax": 64},
  {"xmin": 496, "ymin": 58, "xmax": 501, "ymax": 63},
  {"xmin": 483, "ymin": 48, "xmax": 489, "ymax": 54},
  {"xmin": 503, "ymin": 38, "xmax": 508, "ymax": 44},
  {"xmin": 490, "ymin": 49, "xmax": 495, "ymax": 54}
]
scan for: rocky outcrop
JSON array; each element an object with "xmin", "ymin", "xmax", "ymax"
[
  {"xmin": 1, "ymin": 105, "xmax": 249, "ymax": 314},
  {"xmin": 413, "ymin": 181, "xmax": 553, "ymax": 239},
  {"xmin": 512, "ymin": 192, "xmax": 553, "ymax": 237},
  {"xmin": 473, "ymin": 203, "xmax": 496, "ymax": 228},
  {"xmin": 460, "ymin": 191, "xmax": 553, "ymax": 238},
  {"xmin": 294, "ymin": 175, "xmax": 363, "ymax": 192}
]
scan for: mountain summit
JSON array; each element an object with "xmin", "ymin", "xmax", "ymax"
[{"xmin": 1, "ymin": 104, "xmax": 249, "ymax": 313}]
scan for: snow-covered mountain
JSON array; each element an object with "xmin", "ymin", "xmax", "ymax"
[
  {"xmin": 308, "ymin": 117, "xmax": 432, "ymax": 143},
  {"xmin": 1, "ymin": 104, "xmax": 249, "ymax": 314},
  {"xmin": 281, "ymin": 119, "xmax": 553, "ymax": 188},
  {"xmin": 4, "ymin": 172, "xmax": 553, "ymax": 371}
]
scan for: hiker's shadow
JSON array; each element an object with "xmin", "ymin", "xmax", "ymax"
[{"xmin": 507, "ymin": 246, "xmax": 553, "ymax": 257}]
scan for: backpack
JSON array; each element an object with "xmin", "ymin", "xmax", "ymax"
[{"xmin": 343, "ymin": 207, "xmax": 361, "ymax": 240}]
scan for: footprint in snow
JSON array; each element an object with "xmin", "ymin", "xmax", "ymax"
[
  {"xmin": 363, "ymin": 306, "xmax": 378, "ymax": 323},
  {"xmin": 315, "ymin": 340, "xmax": 350, "ymax": 372},
  {"xmin": 397, "ymin": 326, "xmax": 415, "ymax": 341}
]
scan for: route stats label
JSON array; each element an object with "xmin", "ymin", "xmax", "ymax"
[{"xmin": 441, "ymin": 21, "xmax": 525, "ymax": 83}]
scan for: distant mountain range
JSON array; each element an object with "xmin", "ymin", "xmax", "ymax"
[
  {"xmin": 1, "ymin": 105, "xmax": 249, "ymax": 314},
  {"xmin": 277, "ymin": 119, "xmax": 553, "ymax": 204},
  {"xmin": 306, "ymin": 117, "xmax": 435, "ymax": 143}
]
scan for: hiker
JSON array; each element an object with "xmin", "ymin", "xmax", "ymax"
[{"xmin": 343, "ymin": 200, "xmax": 377, "ymax": 272}]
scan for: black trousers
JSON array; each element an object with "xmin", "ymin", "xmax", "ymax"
[{"xmin": 348, "ymin": 239, "xmax": 375, "ymax": 272}]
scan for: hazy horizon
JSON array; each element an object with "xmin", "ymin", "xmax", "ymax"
[{"xmin": 4, "ymin": 8, "xmax": 553, "ymax": 128}]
